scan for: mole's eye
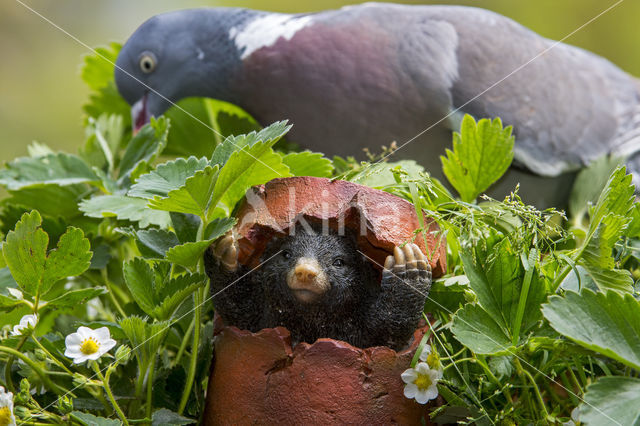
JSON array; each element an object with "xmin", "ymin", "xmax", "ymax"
[
  {"xmin": 139, "ymin": 52, "xmax": 157, "ymax": 73},
  {"xmin": 282, "ymin": 250, "xmax": 292, "ymax": 260},
  {"xmin": 333, "ymin": 258, "xmax": 344, "ymax": 267}
]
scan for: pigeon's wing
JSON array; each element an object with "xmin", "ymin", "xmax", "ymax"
[{"xmin": 427, "ymin": 6, "xmax": 640, "ymax": 177}]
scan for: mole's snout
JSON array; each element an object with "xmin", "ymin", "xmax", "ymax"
[
  {"xmin": 295, "ymin": 263, "xmax": 319, "ymax": 282},
  {"xmin": 287, "ymin": 257, "xmax": 330, "ymax": 303}
]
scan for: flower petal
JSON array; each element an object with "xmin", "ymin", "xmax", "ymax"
[
  {"xmin": 401, "ymin": 368, "xmax": 417, "ymax": 384},
  {"xmin": 415, "ymin": 390, "xmax": 431, "ymax": 404},
  {"xmin": 418, "ymin": 344, "xmax": 431, "ymax": 361},
  {"xmin": 403, "ymin": 384, "xmax": 418, "ymax": 399},
  {"xmin": 93, "ymin": 327, "xmax": 111, "ymax": 342},
  {"xmin": 65, "ymin": 332, "xmax": 83, "ymax": 347},
  {"xmin": 99, "ymin": 339, "xmax": 117, "ymax": 355},
  {"xmin": 76, "ymin": 326, "xmax": 93, "ymax": 339}
]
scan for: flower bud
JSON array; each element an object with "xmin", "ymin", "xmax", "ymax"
[
  {"xmin": 57, "ymin": 395, "xmax": 74, "ymax": 415},
  {"xmin": 115, "ymin": 345, "xmax": 131, "ymax": 364}
]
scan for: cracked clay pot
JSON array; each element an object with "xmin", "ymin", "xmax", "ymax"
[{"xmin": 203, "ymin": 177, "xmax": 446, "ymax": 425}]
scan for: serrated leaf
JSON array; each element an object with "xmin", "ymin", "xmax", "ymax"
[
  {"xmin": 0, "ymin": 153, "xmax": 99, "ymax": 190},
  {"xmin": 119, "ymin": 316, "xmax": 169, "ymax": 367},
  {"xmin": 542, "ymin": 289, "xmax": 640, "ymax": 370},
  {"xmin": 148, "ymin": 165, "xmax": 219, "ymax": 217},
  {"xmin": 2, "ymin": 211, "xmax": 48, "ymax": 296},
  {"xmin": 441, "ymin": 115, "xmax": 514, "ymax": 202},
  {"xmin": 211, "ymin": 121, "xmax": 291, "ymax": 166},
  {"xmin": 210, "ymin": 141, "xmax": 290, "ymax": 219},
  {"xmin": 589, "ymin": 167, "xmax": 635, "ymax": 231},
  {"xmin": 46, "ymin": 287, "xmax": 106, "ymax": 309},
  {"xmin": 81, "ymin": 42, "xmax": 121, "ymax": 91},
  {"xmin": 79, "ymin": 195, "xmax": 171, "ymax": 228},
  {"xmin": 118, "ymin": 117, "xmax": 169, "ymax": 183},
  {"xmin": 123, "ymin": 258, "xmax": 156, "ymax": 316},
  {"xmin": 153, "ymin": 273, "xmax": 205, "ymax": 320},
  {"xmin": 579, "ymin": 377, "xmax": 640, "ymax": 426},
  {"xmin": 128, "ymin": 156, "xmax": 210, "ymax": 200},
  {"xmin": 351, "ymin": 160, "xmax": 425, "ymax": 188},
  {"xmin": 41, "ymin": 227, "xmax": 92, "ymax": 295},
  {"xmin": 451, "ymin": 303, "xmax": 513, "ymax": 355},
  {"xmin": 282, "ymin": 151, "xmax": 334, "ymax": 177}
]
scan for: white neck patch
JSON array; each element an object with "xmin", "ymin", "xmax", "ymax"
[{"xmin": 230, "ymin": 14, "xmax": 314, "ymax": 60}]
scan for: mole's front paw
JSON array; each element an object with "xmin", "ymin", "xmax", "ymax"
[
  {"xmin": 382, "ymin": 243, "xmax": 431, "ymax": 294},
  {"xmin": 212, "ymin": 232, "xmax": 239, "ymax": 272}
]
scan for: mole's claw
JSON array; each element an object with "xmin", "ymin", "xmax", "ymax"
[
  {"xmin": 393, "ymin": 246, "xmax": 406, "ymax": 275},
  {"xmin": 213, "ymin": 232, "xmax": 238, "ymax": 272},
  {"xmin": 383, "ymin": 254, "xmax": 394, "ymax": 271}
]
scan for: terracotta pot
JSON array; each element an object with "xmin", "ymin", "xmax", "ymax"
[
  {"xmin": 203, "ymin": 317, "xmax": 437, "ymax": 425},
  {"xmin": 233, "ymin": 176, "xmax": 446, "ymax": 277}
]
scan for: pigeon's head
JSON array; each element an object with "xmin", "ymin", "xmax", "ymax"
[{"xmin": 115, "ymin": 8, "xmax": 244, "ymax": 131}]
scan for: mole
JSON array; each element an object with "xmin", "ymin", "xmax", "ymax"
[{"xmin": 204, "ymin": 224, "xmax": 432, "ymax": 350}]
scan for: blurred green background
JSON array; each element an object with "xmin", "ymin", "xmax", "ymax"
[{"xmin": 1, "ymin": 0, "xmax": 639, "ymax": 165}]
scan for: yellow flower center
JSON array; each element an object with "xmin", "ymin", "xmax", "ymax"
[
  {"xmin": 413, "ymin": 373, "xmax": 433, "ymax": 391},
  {"xmin": 0, "ymin": 406, "xmax": 11, "ymax": 426},
  {"xmin": 80, "ymin": 337, "xmax": 100, "ymax": 355}
]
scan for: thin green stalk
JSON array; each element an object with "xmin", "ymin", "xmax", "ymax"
[
  {"xmin": 102, "ymin": 269, "xmax": 127, "ymax": 318},
  {"xmin": 515, "ymin": 358, "xmax": 548, "ymax": 420},
  {"xmin": 566, "ymin": 366, "xmax": 584, "ymax": 396},
  {"xmin": 3, "ymin": 335, "xmax": 27, "ymax": 392},
  {"xmin": 146, "ymin": 356, "xmax": 157, "ymax": 423},
  {"xmin": 31, "ymin": 336, "xmax": 73, "ymax": 375},
  {"xmin": 512, "ymin": 250, "xmax": 537, "ymax": 345},
  {"xmin": 174, "ymin": 318, "xmax": 195, "ymax": 367},
  {"xmin": 93, "ymin": 362, "xmax": 129, "ymax": 426},
  {"xmin": 476, "ymin": 355, "xmax": 514, "ymax": 405},
  {"xmin": 0, "ymin": 345, "xmax": 68, "ymax": 395},
  {"xmin": 572, "ymin": 356, "xmax": 589, "ymax": 386},
  {"xmin": 178, "ymin": 287, "xmax": 202, "ymax": 414}
]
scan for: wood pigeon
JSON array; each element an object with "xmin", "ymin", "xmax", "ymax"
[{"xmin": 114, "ymin": 3, "xmax": 640, "ymax": 207}]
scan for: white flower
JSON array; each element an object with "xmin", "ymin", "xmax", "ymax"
[
  {"xmin": 0, "ymin": 386, "xmax": 16, "ymax": 426},
  {"xmin": 64, "ymin": 326, "xmax": 116, "ymax": 364},
  {"xmin": 10, "ymin": 314, "xmax": 37, "ymax": 336},
  {"xmin": 418, "ymin": 344, "xmax": 431, "ymax": 361},
  {"xmin": 401, "ymin": 362, "xmax": 441, "ymax": 404}
]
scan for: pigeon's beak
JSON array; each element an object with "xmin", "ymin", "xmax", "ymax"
[{"xmin": 131, "ymin": 92, "xmax": 150, "ymax": 134}]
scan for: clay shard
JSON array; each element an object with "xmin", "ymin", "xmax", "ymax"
[{"xmin": 233, "ymin": 176, "xmax": 446, "ymax": 278}]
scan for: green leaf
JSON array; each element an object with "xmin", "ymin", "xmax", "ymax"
[
  {"xmin": 79, "ymin": 195, "xmax": 171, "ymax": 228},
  {"xmin": 170, "ymin": 213, "xmax": 201, "ymax": 243},
  {"xmin": 2, "ymin": 211, "xmax": 48, "ymax": 296},
  {"xmin": 451, "ymin": 303, "xmax": 513, "ymax": 355},
  {"xmin": 148, "ymin": 165, "xmax": 219, "ymax": 217},
  {"xmin": 460, "ymin": 239, "xmax": 547, "ymax": 337},
  {"xmin": 5, "ymin": 184, "xmax": 86, "ymax": 218},
  {"xmin": 128, "ymin": 156, "xmax": 210, "ymax": 200},
  {"xmin": 542, "ymin": 289, "xmax": 640, "ymax": 370},
  {"xmin": 81, "ymin": 114, "xmax": 125, "ymax": 172},
  {"xmin": 41, "ymin": 227, "xmax": 92, "ymax": 295},
  {"xmin": 46, "ymin": 287, "xmax": 106, "ymax": 309},
  {"xmin": 579, "ymin": 377, "xmax": 640, "ymax": 426},
  {"xmin": 282, "ymin": 151, "xmax": 334, "ymax": 177},
  {"xmin": 210, "ymin": 141, "xmax": 290, "ymax": 218},
  {"xmin": 211, "ymin": 121, "xmax": 291, "ymax": 166},
  {"xmin": 165, "ymin": 218, "xmax": 235, "ymax": 270},
  {"xmin": 0, "ymin": 153, "xmax": 99, "ymax": 190},
  {"xmin": 123, "ymin": 258, "xmax": 156, "ymax": 316},
  {"xmin": 569, "ymin": 155, "xmax": 624, "ymax": 219},
  {"xmin": 440, "ymin": 115, "xmax": 514, "ymax": 202},
  {"xmin": 350, "ymin": 160, "xmax": 425, "ymax": 188},
  {"xmin": 163, "ymin": 97, "xmax": 221, "ymax": 158},
  {"xmin": 118, "ymin": 117, "xmax": 169, "ymax": 183},
  {"xmin": 134, "ymin": 229, "xmax": 180, "ymax": 258},
  {"xmin": 589, "ymin": 167, "xmax": 635, "ymax": 231},
  {"xmin": 81, "ymin": 42, "xmax": 130, "ymax": 127},
  {"xmin": 119, "ymin": 316, "xmax": 169, "ymax": 367},
  {"xmin": 152, "ymin": 408, "xmax": 196, "ymax": 426},
  {"xmin": 71, "ymin": 411, "xmax": 122, "ymax": 426},
  {"xmin": 153, "ymin": 273, "xmax": 205, "ymax": 320}
]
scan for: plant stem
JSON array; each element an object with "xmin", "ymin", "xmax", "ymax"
[
  {"xmin": 174, "ymin": 318, "xmax": 195, "ymax": 367},
  {"xmin": 0, "ymin": 345, "xmax": 68, "ymax": 395},
  {"xmin": 93, "ymin": 362, "xmax": 129, "ymax": 426},
  {"xmin": 146, "ymin": 356, "xmax": 157, "ymax": 422},
  {"xmin": 102, "ymin": 269, "xmax": 127, "ymax": 318},
  {"xmin": 512, "ymin": 250, "xmax": 536, "ymax": 345},
  {"xmin": 476, "ymin": 356, "xmax": 513, "ymax": 405},
  {"xmin": 3, "ymin": 335, "xmax": 27, "ymax": 392},
  {"xmin": 515, "ymin": 358, "xmax": 548, "ymax": 420},
  {"xmin": 31, "ymin": 336, "xmax": 73, "ymax": 375},
  {"xmin": 178, "ymin": 287, "xmax": 202, "ymax": 414}
]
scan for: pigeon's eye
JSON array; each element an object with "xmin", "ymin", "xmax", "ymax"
[
  {"xmin": 139, "ymin": 52, "xmax": 157, "ymax": 73},
  {"xmin": 282, "ymin": 250, "xmax": 292, "ymax": 260},
  {"xmin": 333, "ymin": 258, "xmax": 344, "ymax": 267}
]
